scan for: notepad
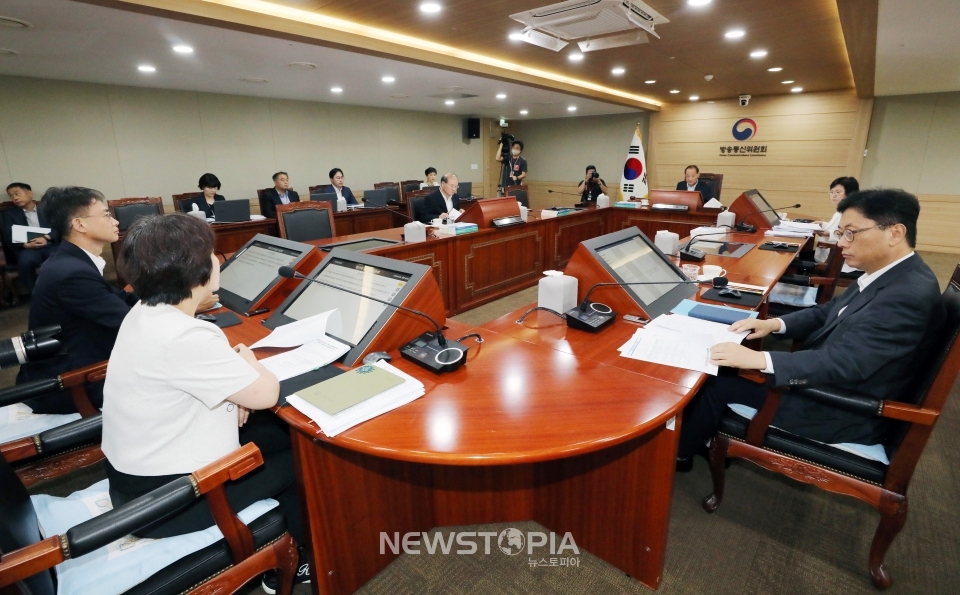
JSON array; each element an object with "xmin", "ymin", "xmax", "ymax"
[{"xmin": 295, "ymin": 364, "xmax": 405, "ymax": 416}]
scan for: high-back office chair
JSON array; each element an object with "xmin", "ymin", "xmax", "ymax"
[
  {"xmin": 107, "ymin": 198, "xmax": 164, "ymax": 232},
  {"xmin": 702, "ymin": 264, "xmax": 960, "ymax": 589},
  {"xmin": 276, "ymin": 201, "xmax": 336, "ymax": 243},
  {"xmin": 308, "ymin": 184, "xmax": 324, "ymax": 196},
  {"xmin": 503, "ymin": 185, "xmax": 529, "ymax": 208},
  {"xmin": 373, "ymin": 182, "xmax": 401, "ymax": 205},
  {"xmin": 699, "ymin": 173, "xmax": 724, "ymax": 200},
  {"xmin": 172, "ymin": 192, "xmax": 201, "ymax": 213},
  {"xmin": 400, "ymin": 180, "xmax": 423, "ymax": 202},
  {"xmin": 0, "ymin": 441, "xmax": 298, "ymax": 595},
  {"xmin": 405, "ymin": 189, "xmax": 433, "ymax": 223}
]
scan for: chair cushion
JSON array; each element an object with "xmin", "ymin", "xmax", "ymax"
[
  {"xmin": 31, "ymin": 480, "xmax": 279, "ymax": 595},
  {"xmin": 0, "ymin": 403, "xmax": 79, "ymax": 443},
  {"xmin": 115, "ymin": 204, "xmax": 161, "ymax": 232},
  {"xmin": 719, "ymin": 408, "xmax": 889, "ymax": 485},
  {"xmin": 282, "ymin": 209, "xmax": 332, "ymax": 242}
]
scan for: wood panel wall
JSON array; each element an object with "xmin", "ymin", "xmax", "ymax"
[{"xmin": 646, "ymin": 91, "xmax": 873, "ymax": 224}]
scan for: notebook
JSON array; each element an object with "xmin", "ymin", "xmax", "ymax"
[{"xmin": 295, "ymin": 364, "xmax": 405, "ymax": 416}]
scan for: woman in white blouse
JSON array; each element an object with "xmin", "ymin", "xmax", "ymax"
[
  {"xmin": 820, "ymin": 177, "xmax": 861, "ymax": 276},
  {"xmin": 101, "ymin": 213, "xmax": 308, "ymax": 590}
]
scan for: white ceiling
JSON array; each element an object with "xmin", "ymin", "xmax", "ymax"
[
  {"xmin": 875, "ymin": 0, "xmax": 960, "ymax": 96},
  {"xmin": 0, "ymin": 0, "xmax": 642, "ymax": 120}
]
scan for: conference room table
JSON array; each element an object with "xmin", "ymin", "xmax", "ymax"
[{"xmin": 216, "ymin": 215, "xmax": 803, "ymax": 595}]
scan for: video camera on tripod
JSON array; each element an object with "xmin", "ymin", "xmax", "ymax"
[{"xmin": 498, "ymin": 131, "xmax": 515, "ymax": 160}]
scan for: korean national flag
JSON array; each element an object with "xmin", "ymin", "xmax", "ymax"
[{"xmin": 620, "ymin": 127, "xmax": 649, "ymax": 200}]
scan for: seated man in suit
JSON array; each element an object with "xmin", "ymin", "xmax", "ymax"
[
  {"xmin": 677, "ymin": 188, "xmax": 944, "ymax": 471},
  {"xmin": 2, "ymin": 182, "xmax": 57, "ymax": 293},
  {"xmin": 675, "ymin": 165, "xmax": 713, "ymax": 203},
  {"xmin": 319, "ymin": 168, "xmax": 358, "ymax": 206},
  {"xmin": 419, "ymin": 173, "xmax": 464, "ymax": 224},
  {"xmin": 260, "ymin": 171, "xmax": 300, "ymax": 219}
]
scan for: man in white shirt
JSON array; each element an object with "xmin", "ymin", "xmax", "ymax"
[
  {"xmin": 675, "ymin": 165, "xmax": 713, "ymax": 202},
  {"xmin": 322, "ymin": 168, "xmax": 358, "ymax": 205},
  {"xmin": 677, "ymin": 189, "xmax": 945, "ymax": 470},
  {"xmin": 420, "ymin": 173, "xmax": 464, "ymax": 223}
]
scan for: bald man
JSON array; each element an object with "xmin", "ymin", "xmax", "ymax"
[{"xmin": 420, "ymin": 173, "xmax": 464, "ymax": 223}]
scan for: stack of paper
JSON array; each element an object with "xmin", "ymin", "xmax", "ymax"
[
  {"xmin": 766, "ymin": 220, "xmax": 821, "ymax": 238},
  {"xmin": 259, "ymin": 337, "xmax": 350, "ymax": 381},
  {"xmin": 435, "ymin": 222, "xmax": 478, "ymax": 237},
  {"xmin": 251, "ymin": 309, "xmax": 342, "ymax": 349},
  {"xmin": 618, "ymin": 315, "xmax": 748, "ymax": 375},
  {"xmin": 286, "ymin": 360, "xmax": 425, "ymax": 437}
]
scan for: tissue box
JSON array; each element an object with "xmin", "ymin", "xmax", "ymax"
[{"xmin": 538, "ymin": 271, "xmax": 577, "ymax": 314}]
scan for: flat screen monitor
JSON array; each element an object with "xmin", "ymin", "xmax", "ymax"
[
  {"xmin": 264, "ymin": 249, "xmax": 432, "ymax": 364},
  {"xmin": 310, "ymin": 192, "xmax": 338, "ymax": 212},
  {"xmin": 217, "ymin": 234, "xmax": 315, "ymax": 314},
  {"xmin": 579, "ymin": 227, "xmax": 697, "ymax": 318},
  {"xmin": 457, "ymin": 182, "xmax": 472, "ymax": 198},
  {"xmin": 744, "ymin": 189, "xmax": 780, "ymax": 227},
  {"xmin": 319, "ymin": 238, "xmax": 400, "ymax": 252}
]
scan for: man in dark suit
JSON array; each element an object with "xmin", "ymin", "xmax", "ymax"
[
  {"xmin": 677, "ymin": 189, "xmax": 944, "ymax": 469},
  {"xmin": 419, "ymin": 173, "xmax": 463, "ymax": 223},
  {"xmin": 319, "ymin": 168, "xmax": 358, "ymax": 206},
  {"xmin": 675, "ymin": 165, "xmax": 713, "ymax": 203},
  {"xmin": 2, "ymin": 183, "xmax": 57, "ymax": 293},
  {"xmin": 260, "ymin": 171, "xmax": 300, "ymax": 219}
]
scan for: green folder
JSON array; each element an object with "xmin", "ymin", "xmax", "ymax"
[{"xmin": 295, "ymin": 364, "xmax": 405, "ymax": 416}]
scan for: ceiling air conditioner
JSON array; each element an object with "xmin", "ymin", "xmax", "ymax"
[{"xmin": 509, "ymin": 0, "xmax": 669, "ymax": 52}]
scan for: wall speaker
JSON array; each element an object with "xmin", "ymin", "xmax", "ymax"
[{"xmin": 465, "ymin": 118, "xmax": 480, "ymax": 139}]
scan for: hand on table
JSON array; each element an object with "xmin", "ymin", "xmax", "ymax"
[
  {"xmin": 709, "ymin": 343, "xmax": 767, "ymax": 370},
  {"xmin": 729, "ymin": 317, "xmax": 781, "ymax": 340}
]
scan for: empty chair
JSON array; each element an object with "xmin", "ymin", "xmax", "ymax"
[
  {"xmin": 172, "ymin": 192, "xmax": 201, "ymax": 213},
  {"xmin": 276, "ymin": 201, "xmax": 336, "ymax": 242},
  {"xmin": 699, "ymin": 173, "xmax": 724, "ymax": 201},
  {"xmin": 107, "ymin": 198, "xmax": 164, "ymax": 232},
  {"xmin": 503, "ymin": 185, "xmax": 528, "ymax": 208}
]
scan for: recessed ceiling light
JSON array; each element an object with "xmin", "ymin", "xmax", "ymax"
[
  {"xmin": 0, "ymin": 48, "xmax": 18, "ymax": 56},
  {"xmin": 724, "ymin": 29, "xmax": 745, "ymax": 39},
  {"xmin": 330, "ymin": 87, "xmax": 343, "ymax": 93},
  {"xmin": 707, "ymin": 100, "xmax": 715, "ymax": 104},
  {"xmin": 567, "ymin": 106, "xmax": 577, "ymax": 112},
  {"xmin": 0, "ymin": 16, "xmax": 32, "ymax": 29},
  {"xmin": 690, "ymin": 95, "xmax": 699, "ymax": 101},
  {"xmin": 791, "ymin": 87, "xmax": 803, "ymax": 93},
  {"xmin": 669, "ymin": 89, "xmax": 680, "ymax": 94},
  {"xmin": 445, "ymin": 99, "xmax": 455, "ymax": 105},
  {"xmin": 381, "ymin": 76, "xmax": 395, "ymax": 83},
  {"xmin": 768, "ymin": 67, "xmax": 783, "ymax": 72},
  {"xmin": 569, "ymin": 53, "xmax": 584, "ymax": 62},
  {"xmin": 420, "ymin": 2, "xmax": 442, "ymax": 13},
  {"xmin": 749, "ymin": 49, "xmax": 767, "ymax": 58},
  {"xmin": 645, "ymin": 80, "xmax": 656, "ymax": 84},
  {"xmin": 688, "ymin": 0, "xmax": 712, "ymax": 6},
  {"xmin": 172, "ymin": 45, "xmax": 193, "ymax": 54},
  {"xmin": 781, "ymin": 80, "xmax": 795, "ymax": 84},
  {"xmin": 496, "ymin": 93, "xmax": 507, "ymax": 99},
  {"xmin": 288, "ymin": 62, "xmax": 316, "ymax": 70},
  {"xmin": 520, "ymin": 109, "xmax": 529, "ymax": 115},
  {"xmin": 240, "ymin": 77, "xmax": 268, "ymax": 83},
  {"xmin": 611, "ymin": 67, "xmax": 626, "ymax": 75},
  {"xmin": 138, "ymin": 65, "xmax": 156, "ymax": 73},
  {"xmin": 508, "ymin": 32, "xmax": 524, "ymax": 41}
]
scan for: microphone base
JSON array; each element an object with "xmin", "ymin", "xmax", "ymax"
[
  {"xmin": 565, "ymin": 302, "xmax": 617, "ymax": 333},
  {"xmin": 679, "ymin": 247, "xmax": 706, "ymax": 262},
  {"xmin": 735, "ymin": 223, "xmax": 756, "ymax": 233},
  {"xmin": 400, "ymin": 331, "xmax": 468, "ymax": 374}
]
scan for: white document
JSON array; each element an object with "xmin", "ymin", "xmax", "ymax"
[
  {"xmin": 448, "ymin": 208, "xmax": 462, "ymax": 222},
  {"xmin": 251, "ymin": 309, "xmax": 342, "ymax": 349},
  {"xmin": 645, "ymin": 314, "xmax": 748, "ymax": 346},
  {"xmin": 285, "ymin": 360, "xmax": 425, "ymax": 437},
  {"xmin": 703, "ymin": 198, "xmax": 723, "ymax": 208},
  {"xmin": 259, "ymin": 337, "xmax": 350, "ymax": 381},
  {"xmin": 765, "ymin": 229, "xmax": 812, "ymax": 238},
  {"xmin": 621, "ymin": 328, "xmax": 719, "ymax": 375},
  {"xmin": 11, "ymin": 225, "xmax": 51, "ymax": 243}
]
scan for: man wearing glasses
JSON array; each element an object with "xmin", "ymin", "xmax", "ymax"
[
  {"xmin": 420, "ymin": 172, "xmax": 465, "ymax": 224},
  {"xmin": 676, "ymin": 189, "xmax": 944, "ymax": 471}
]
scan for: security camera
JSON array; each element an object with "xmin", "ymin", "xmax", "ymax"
[{"xmin": 739, "ymin": 95, "xmax": 751, "ymax": 107}]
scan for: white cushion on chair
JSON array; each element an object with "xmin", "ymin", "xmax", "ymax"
[
  {"xmin": 0, "ymin": 403, "xmax": 80, "ymax": 442},
  {"xmin": 726, "ymin": 404, "xmax": 889, "ymax": 464},
  {"xmin": 31, "ymin": 479, "xmax": 278, "ymax": 595}
]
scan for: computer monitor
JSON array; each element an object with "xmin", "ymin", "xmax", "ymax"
[
  {"xmin": 362, "ymin": 189, "xmax": 390, "ymax": 207},
  {"xmin": 213, "ymin": 199, "xmax": 251, "ymax": 223},
  {"xmin": 264, "ymin": 249, "xmax": 432, "ymax": 364},
  {"xmin": 310, "ymin": 192, "xmax": 339, "ymax": 212},
  {"xmin": 744, "ymin": 189, "xmax": 780, "ymax": 227},
  {"xmin": 319, "ymin": 238, "xmax": 400, "ymax": 252},
  {"xmin": 579, "ymin": 227, "xmax": 697, "ymax": 318},
  {"xmin": 217, "ymin": 234, "xmax": 315, "ymax": 314},
  {"xmin": 457, "ymin": 182, "xmax": 472, "ymax": 198}
]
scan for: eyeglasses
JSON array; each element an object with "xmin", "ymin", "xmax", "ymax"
[
  {"xmin": 76, "ymin": 212, "xmax": 114, "ymax": 220},
  {"xmin": 832, "ymin": 225, "xmax": 885, "ymax": 242}
]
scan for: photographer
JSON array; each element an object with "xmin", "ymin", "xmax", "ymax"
[
  {"xmin": 495, "ymin": 134, "xmax": 527, "ymax": 190},
  {"xmin": 576, "ymin": 165, "xmax": 608, "ymax": 203}
]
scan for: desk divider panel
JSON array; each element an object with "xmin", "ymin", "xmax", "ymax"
[{"xmin": 457, "ymin": 196, "xmax": 522, "ymax": 229}]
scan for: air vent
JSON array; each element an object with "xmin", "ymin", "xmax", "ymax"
[
  {"xmin": 0, "ymin": 48, "xmax": 18, "ymax": 55},
  {"xmin": 240, "ymin": 77, "xmax": 268, "ymax": 83},
  {"xmin": 287, "ymin": 62, "xmax": 316, "ymax": 70},
  {"xmin": 0, "ymin": 16, "xmax": 31, "ymax": 29},
  {"xmin": 426, "ymin": 93, "xmax": 479, "ymax": 99},
  {"xmin": 510, "ymin": 0, "xmax": 667, "ymax": 47}
]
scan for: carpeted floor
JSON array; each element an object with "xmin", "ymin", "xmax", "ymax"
[{"xmin": 7, "ymin": 251, "xmax": 960, "ymax": 595}]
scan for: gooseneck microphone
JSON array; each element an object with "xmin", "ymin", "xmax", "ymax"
[
  {"xmin": 736, "ymin": 203, "xmax": 801, "ymax": 232},
  {"xmin": 566, "ymin": 277, "xmax": 728, "ymax": 332},
  {"xmin": 679, "ymin": 229, "xmax": 735, "ymax": 262},
  {"xmin": 277, "ymin": 266, "xmax": 468, "ymax": 373}
]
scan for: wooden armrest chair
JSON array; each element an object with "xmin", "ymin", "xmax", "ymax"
[
  {"xmin": 0, "ymin": 442, "xmax": 298, "ymax": 595},
  {"xmin": 399, "ymin": 180, "xmax": 423, "ymax": 203},
  {"xmin": 503, "ymin": 185, "xmax": 529, "ymax": 207},
  {"xmin": 107, "ymin": 198, "xmax": 164, "ymax": 233},
  {"xmin": 698, "ymin": 173, "xmax": 724, "ymax": 200},
  {"xmin": 276, "ymin": 201, "xmax": 336, "ymax": 242},
  {"xmin": 406, "ymin": 191, "xmax": 433, "ymax": 223},
  {"xmin": 172, "ymin": 192, "xmax": 201, "ymax": 213},
  {"xmin": 769, "ymin": 243, "xmax": 846, "ymax": 322},
  {"xmin": 0, "ymin": 361, "xmax": 107, "ymax": 487},
  {"xmin": 704, "ymin": 264, "xmax": 960, "ymax": 589}
]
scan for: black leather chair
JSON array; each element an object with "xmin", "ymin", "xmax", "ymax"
[
  {"xmin": 276, "ymin": 202, "xmax": 335, "ymax": 243},
  {"xmin": 409, "ymin": 195, "xmax": 429, "ymax": 224},
  {"xmin": 703, "ymin": 264, "xmax": 960, "ymax": 589},
  {"xmin": 0, "ymin": 439, "xmax": 298, "ymax": 595},
  {"xmin": 107, "ymin": 198, "xmax": 164, "ymax": 232},
  {"xmin": 504, "ymin": 185, "xmax": 529, "ymax": 207}
]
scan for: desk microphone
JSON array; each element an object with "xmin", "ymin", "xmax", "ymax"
[
  {"xmin": 736, "ymin": 203, "xmax": 801, "ymax": 232},
  {"xmin": 277, "ymin": 266, "xmax": 467, "ymax": 373},
  {"xmin": 566, "ymin": 277, "xmax": 728, "ymax": 332},
  {"xmin": 679, "ymin": 228, "xmax": 735, "ymax": 262}
]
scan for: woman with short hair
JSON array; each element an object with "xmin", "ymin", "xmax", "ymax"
[{"xmin": 189, "ymin": 172, "xmax": 225, "ymax": 218}]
